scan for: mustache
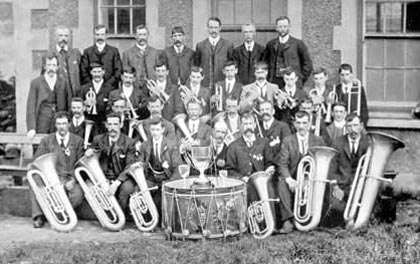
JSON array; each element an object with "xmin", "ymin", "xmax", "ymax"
[
  {"xmin": 174, "ymin": 40, "xmax": 182, "ymax": 44},
  {"xmin": 262, "ymin": 113, "xmax": 270, "ymax": 119},
  {"xmin": 244, "ymin": 128, "xmax": 254, "ymax": 134},
  {"xmin": 47, "ymin": 69, "xmax": 56, "ymax": 74}
]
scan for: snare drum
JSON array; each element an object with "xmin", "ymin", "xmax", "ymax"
[{"xmin": 162, "ymin": 177, "xmax": 247, "ymax": 240}]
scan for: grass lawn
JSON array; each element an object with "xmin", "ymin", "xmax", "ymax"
[{"xmin": 1, "ymin": 224, "xmax": 420, "ymax": 264}]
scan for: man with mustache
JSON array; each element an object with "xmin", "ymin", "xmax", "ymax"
[
  {"xmin": 85, "ymin": 112, "xmax": 137, "ymax": 214},
  {"xmin": 31, "ymin": 111, "xmax": 84, "ymax": 228},
  {"xmin": 161, "ymin": 26, "xmax": 195, "ymax": 86},
  {"xmin": 123, "ymin": 25, "xmax": 160, "ymax": 87},
  {"xmin": 27, "ymin": 53, "xmax": 72, "ymax": 137},
  {"xmin": 222, "ymin": 96, "xmax": 242, "ymax": 142},
  {"xmin": 207, "ymin": 121, "xmax": 229, "ymax": 176},
  {"xmin": 80, "ymin": 24, "xmax": 122, "ymax": 89},
  {"xmin": 68, "ymin": 97, "xmax": 97, "ymax": 145},
  {"xmin": 263, "ymin": 16, "xmax": 313, "ymax": 89}
]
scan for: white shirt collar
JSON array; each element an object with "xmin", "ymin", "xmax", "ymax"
[
  {"xmin": 296, "ymin": 133, "xmax": 309, "ymax": 142},
  {"xmin": 136, "ymin": 43, "xmax": 147, "ymax": 51},
  {"xmin": 245, "ymin": 41, "xmax": 254, "ymax": 51},
  {"xmin": 56, "ymin": 132, "xmax": 70, "ymax": 146},
  {"xmin": 315, "ymin": 86, "xmax": 326, "ymax": 95},
  {"xmin": 72, "ymin": 115, "xmax": 85, "ymax": 127},
  {"xmin": 209, "ymin": 36, "xmax": 220, "ymax": 46},
  {"xmin": 157, "ymin": 79, "xmax": 166, "ymax": 88},
  {"xmin": 285, "ymin": 85, "xmax": 296, "ymax": 96},
  {"xmin": 263, "ymin": 117, "xmax": 274, "ymax": 130},
  {"xmin": 56, "ymin": 44, "xmax": 68, "ymax": 52},
  {"xmin": 123, "ymin": 85, "xmax": 133, "ymax": 98},
  {"xmin": 256, "ymin": 80, "xmax": 267, "ymax": 88},
  {"xmin": 188, "ymin": 119, "xmax": 200, "ymax": 133},
  {"xmin": 96, "ymin": 42, "xmax": 106, "ymax": 52},
  {"xmin": 153, "ymin": 136, "xmax": 163, "ymax": 146},
  {"xmin": 174, "ymin": 45, "xmax": 184, "ymax": 53},
  {"xmin": 226, "ymin": 78, "xmax": 235, "ymax": 88},
  {"xmin": 93, "ymin": 79, "xmax": 104, "ymax": 93},
  {"xmin": 342, "ymin": 82, "xmax": 352, "ymax": 93},
  {"xmin": 279, "ymin": 34, "xmax": 290, "ymax": 44},
  {"xmin": 44, "ymin": 74, "xmax": 57, "ymax": 90},
  {"xmin": 334, "ymin": 119, "xmax": 346, "ymax": 128},
  {"xmin": 348, "ymin": 135, "xmax": 361, "ymax": 151},
  {"xmin": 243, "ymin": 133, "xmax": 256, "ymax": 145}
]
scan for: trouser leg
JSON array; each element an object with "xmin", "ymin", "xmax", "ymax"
[{"xmin": 116, "ymin": 178, "xmax": 136, "ymax": 212}]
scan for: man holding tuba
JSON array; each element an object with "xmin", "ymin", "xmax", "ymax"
[{"xmin": 31, "ymin": 111, "xmax": 84, "ymax": 228}]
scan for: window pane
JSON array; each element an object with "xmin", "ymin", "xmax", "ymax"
[
  {"xmin": 117, "ymin": 0, "xmax": 129, "ymax": 5},
  {"xmin": 217, "ymin": 0, "xmax": 235, "ymax": 25},
  {"xmin": 252, "ymin": 0, "xmax": 270, "ymax": 24},
  {"xmin": 133, "ymin": 7, "xmax": 145, "ymax": 28},
  {"xmin": 385, "ymin": 70, "xmax": 404, "ymax": 101},
  {"xmin": 406, "ymin": 1, "xmax": 420, "ymax": 33},
  {"xmin": 366, "ymin": 69, "xmax": 384, "ymax": 101},
  {"xmin": 133, "ymin": 0, "xmax": 145, "ymax": 5},
  {"xmin": 235, "ymin": 0, "xmax": 252, "ymax": 24},
  {"xmin": 117, "ymin": 8, "xmax": 130, "ymax": 34},
  {"xmin": 101, "ymin": 7, "xmax": 115, "ymax": 34},
  {"xmin": 384, "ymin": 3, "xmax": 402, "ymax": 33},
  {"xmin": 103, "ymin": 0, "xmax": 115, "ymax": 6},
  {"xmin": 406, "ymin": 70, "xmax": 420, "ymax": 101},
  {"xmin": 366, "ymin": 3, "xmax": 382, "ymax": 33}
]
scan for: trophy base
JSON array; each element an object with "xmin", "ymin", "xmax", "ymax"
[{"xmin": 192, "ymin": 177, "xmax": 214, "ymax": 188}]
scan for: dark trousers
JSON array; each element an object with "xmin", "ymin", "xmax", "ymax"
[{"xmin": 116, "ymin": 178, "xmax": 137, "ymax": 213}]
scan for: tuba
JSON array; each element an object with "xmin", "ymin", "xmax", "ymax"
[
  {"xmin": 247, "ymin": 171, "xmax": 279, "ymax": 239},
  {"xmin": 344, "ymin": 132, "xmax": 405, "ymax": 230},
  {"xmin": 123, "ymin": 162, "xmax": 159, "ymax": 232},
  {"xmin": 27, "ymin": 153, "xmax": 78, "ymax": 232},
  {"xmin": 294, "ymin": 147, "xmax": 338, "ymax": 231},
  {"xmin": 83, "ymin": 120, "xmax": 95, "ymax": 149},
  {"xmin": 85, "ymin": 88, "xmax": 98, "ymax": 115},
  {"xmin": 74, "ymin": 154, "xmax": 126, "ymax": 231}
]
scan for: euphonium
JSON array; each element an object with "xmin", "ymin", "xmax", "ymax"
[
  {"xmin": 347, "ymin": 79, "xmax": 362, "ymax": 116},
  {"xmin": 247, "ymin": 172, "xmax": 279, "ymax": 239},
  {"xmin": 74, "ymin": 154, "xmax": 126, "ymax": 231},
  {"xmin": 27, "ymin": 153, "xmax": 78, "ymax": 232},
  {"xmin": 86, "ymin": 87, "xmax": 97, "ymax": 115},
  {"xmin": 344, "ymin": 132, "xmax": 405, "ymax": 230},
  {"xmin": 83, "ymin": 120, "xmax": 95, "ymax": 149},
  {"xmin": 124, "ymin": 162, "xmax": 159, "ymax": 232},
  {"xmin": 294, "ymin": 147, "xmax": 338, "ymax": 231}
]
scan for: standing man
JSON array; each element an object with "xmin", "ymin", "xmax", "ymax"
[
  {"xmin": 27, "ymin": 53, "xmax": 72, "ymax": 137},
  {"xmin": 263, "ymin": 16, "xmax": 313, "ymax": 89},
  {"xmin": 195, "ymin": 17, "xmax": 234, "ymax": 89},
  {"xmin": 123, "ymin": 25, "xmax": 160, "ymax": 87},
  {"xmin": 49, "ymin": 25, "xmax": 81, "ymax": 96},
  {"xmin": 233, "ymin": 24, "xmax": 265, "ymax": 85},
  {"xmin": 81, "ymin": 24, "xmax": 122, "ymax": 89},
  {"xmin": 160, "ymin": 26, "xmax": 195, "ymax": 85},
  {"xmin": 324, "ymin": 101, "xmax": 348, "ymax": 146}
]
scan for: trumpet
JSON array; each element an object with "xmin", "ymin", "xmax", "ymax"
[
  {"xmin": 83, "ymin": 120, "xmax": 95, "ymax": 149},
  {"xmin": 85, "ymin": 87, "xmax": 98, "ymax": 115},
  {"xmin": 347, "ymin": 79, "xmax": 362, "ymax": 116},
  {"xmin": 214, "ymin": 83, "xmax": 223, "ymax": 112},
  {"xmin": 325, "ymin": 85, "xmax": 338, "ymax": 123},
  {"xmin": 275, "ymin": 88, "xmax": 297, "ymax": 109},
  {"xmin": 146, "ymin": 79, "xmax": 171, "ymax": 103}
]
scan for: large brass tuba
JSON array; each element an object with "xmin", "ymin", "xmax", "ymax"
[
  {"xmin": 294, "ymin": 147, "xmax": 338, "ymax": 231},
  {"xmin": 344, "ymin": 132, "xmax": 405, "ymax": 230},
  {"xmin": 27, "ymin": 153, "xmax": 78, "ymax": 232},
  {"xmin": 74, "ymin": 154, "xmax": 126, "ymax": 231},
  {"xmin": 247, "ymin": 172, "xmax": 279, "ymax": 239},
  {"xmin": 123, "ymin": 162, "xmax": 159, "ymax": 232}
]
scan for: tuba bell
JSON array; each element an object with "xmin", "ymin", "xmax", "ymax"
[
  {"xmin": 294, "ymin": 146, "xmax": 338, "ymax": 231},
  {"xmin": 27, "ymin": 153, "xmax": 78, "ymax": 232},
  {"xmin": 74, "ymin": 154, "xmax": 126, "ymax": 231},
  {"xmin": 123, "ymin": 162, "xmax": 159, "ymax": 232},
  {"xmin": 247, "ymin": 171, "xmax": 279, "ymax": 239},
  {"xmin": 344, "ymin": 132, "xmax": 405, "ymax": 230}
]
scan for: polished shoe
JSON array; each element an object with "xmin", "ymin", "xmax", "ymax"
[
  {"xmin": 33, "ymin": 216, "xmax": 45, "ymax": 228},
  {"xmin": 278, "ymin": 220, "xmax": 294, "ymax": 234}
]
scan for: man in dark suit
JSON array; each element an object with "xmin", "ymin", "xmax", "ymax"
[
  {"xmin": 122, "ymin": 25, "xmax": 160, "ymax": 87},
  {"xmin": 299, "ymin": 99, "xmax": 328, "ymax": 138},
  {"xmin": 160, "ymin": 26, "xmax": 195, "ymax": 85},
  {"xmin": 207, "ymin": 120, "xmax": 229, "ymax": 176},
  {"xmin": 334, "ymin": 63, "xmax": 369, "ymax": 125},
  {"xmin": 69, "ymin": 97, "xmax": 96, "ymax": 147},
  {"xmin": 324, "ymin": 101, "xmax": 347, "ymax": 146},
  {"xmin": 233, "ymin": 24, "xmax": 265, "ymax": 85},
  {"xmin": 224, "ymin": 96, "xmax": 242, "ymax": 142},
  {"xmin": 27, "ymin": 53, "xmax": 72, "ymax": 137},
  {"xmin": 31, "ymin": 111, "xmax": 84, "ymax": 228},
  {"xmin": 80, "ymin": 24, "xmax": 122, "ymax": 89},
  {"xmin": 195, "ymin": 17, "xmax": 234, "ymax": 89},
  {"xmin": 263, "ymin": 16, "xmax": 313, "ymax": 89},
  {"xmin": 86, "ymin": 112, "xmax": 137, "ymax": 212}
]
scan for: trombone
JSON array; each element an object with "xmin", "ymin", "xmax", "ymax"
[
  {"xmin": 347, "ymin": 79, "xmax": 362, "ymax": 116},
  {"xmin": 325, "ymin": 85, "xmax": 338, "ymax": 123}
]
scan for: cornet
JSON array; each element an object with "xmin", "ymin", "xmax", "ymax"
[
  {"xmin": 178, "ymin": 83, "xmax": 201, "ymax": 106},
  {"xmin": 146, "ymin": 79, "xmax": 171, "ymax": 103},
  {"xmin": 309, "ymin": 88, "xmax": 326, "ymax": 136},
  {"xmin": 85, "ymin": 88, "xmax": 98, "ymax": 115},
  {"xmin": 128, "ymin": 119, "xmax": 148, "ymax": 142},
  {"xmin": 121, "ymin": 92, "xmax": 139, "ymax": 120}
]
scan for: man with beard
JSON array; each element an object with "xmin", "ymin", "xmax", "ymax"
[
  {"xmin": 79, "ymin": 62, "xmax": 115, "ymax": 134},
  {"xmin": 160, "ymin": 26, "xmax": 195, "ymax": 85},
  {"xmin": 324, "ymin": 101, "xmax": 347, "ymax": 146},
  {"xmin": 195, "ymin": 17, "xmax": 234, "ymax": 89},
  {"xmin": 68, "ymin": 97, "xmax": 97, "ymax": 146},
  {"xmin": 208, "ymin": 121, "xmax": 229, "ymax": 176},
  {"xmin": 31, "ymin": 111, "xmax": 84, "ymax": 228},
  {"xmin": 85, "ymin": 112, "xmax": 137, "ymax": 213},
  {"xmin": 27, "ymin": 53, "xmax": 72, "ymax": 137},
  {"xmin": 263, "ymin": 16, "xmax": 313, "ymax": 89},
  {"xmin": 81, "ymin": 24, "xmax": 122, "ymax": 89},
  {"xmin": 47, "ymin": 25, "xmax": 81, "ymax": 96},
  {"xmin": 233, "ymin": 24, "xmax": 265, "ymax": 85},
  {"xmin": 123, "ymin": 25, "xmax": 160, "ymax": 87}
]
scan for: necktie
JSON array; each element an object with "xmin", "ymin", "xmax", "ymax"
[
  {"xmin": 300, "ymin": 139, "xmax": 306, "ymax": 155},
  {"xmin": 60, "ymin": 138, "xmax": 65, "ymax": 148},
  {"xmin": 351, "ymin": 141, "xmax": 356, "ymax": 155}
]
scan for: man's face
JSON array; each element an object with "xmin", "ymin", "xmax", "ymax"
[
  {"xmin": 314, "ymin": 72, "xmax": 327, "ymax": 88},
  {"xmin": 71, "ymin": 101, "xmax": 84, "ymax": 118},
  {"xmin": 346, "ymin": 117, "xmax": 362, "ymax": 140},
  {"xmin": 112, "ymin": 100, "xmax": 126, "ymax": 115},
  {"xmin": 56, "ymin": 28, "xmax": 70, "ymax": 48},
  {"xmin": 150, "ymin": 123, "xmax": 164, "ymax": 140},
  {"xmin": 300, "ymin": 102, "xmax": 314, "ymax": 114},
  {"xmin": 208, "ymin": 19, "xmax": 221, "ymax": 38},
  {"xmin": 340, "ymin": 69, "xmax": 352, "ymax": 84},
  {"xmin": 135, "ymin": 28, "xmax": 148, "ymax": 45},
  {"xmin": 294, "ymin": 115, "xmax": 311, "ymax": 137},
  {"xmin": 276, "ymin": 19, "xmax": 290, "ymax": 37},
  {"xmin": 226, "ymin": 99, "xmax": 238, "ymax": 115},
  {"xmin": 55, "ymin": 117, "xmax": 70, "ymax": 137},
  {"xmin": 190, "ymin": 71, "xmax": 203, "ymax": 86},
  {"xmin": 333, "ymin": 105, "xmax": 347, "ymax": 122},
  {"xmin": 223, "ymin": 65, "xmax": 237, "ymax": 80},
  {"xmin": 241, "ymin": 117, "xmax": 256, "ymax": 136},
  {"xmin": 284, "ymin": 73, "xmax": 298, "ymax": 87},
  {"xmin": 91, "ymin": 67, "xmax": 105, "ymax": 83},
  {"xmin": 260, "ymin": 102, "xmax": 274, "ymax": 121},
  {"xmin": 44, "ymin": 58, "xmax": 58, "ymax": 75},
  {"xmin": 122, "ymin": 72, "xmax": 135, "ymax": 87},
  {"xmin": 147, "ymin": 100, "xmax": 163, "ymax": 117},
  {"xmin": 213, "ymin": 123, "xmax": 227, "ymax": 144},
  {"xmin": 187, "ymin": 103, "xmax": 202, "ymax": 120},
  {"xmin": 242, "ymin": 25, "xmax": 255, "ymax": 43},
  {"xmin": 255, "ymin": 68, "xmax": 268, "ymax": 81},
  {"xmin": 106, "ymin": 117, "xmax": 121, "ymax": 138},
  {"xmin": 94, "ymin": 27, "xmax": 107, "ymax": 44},
  {"xmin": 155, "ymin": 65, "xmax": 168, "ymax": 81},
  {"xmin": 172, "ymin": 32, "xmax": 185, "ymax": 47}
]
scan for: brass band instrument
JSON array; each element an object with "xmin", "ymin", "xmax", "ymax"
[
  {"xmin": 121, "ymin": 92, "xmax": 139, "ymax": 120},
  {"xmin": 347, "ymin": 79, "xmax": 362, "ymax": 116},
  {"xmin": 247, "ymin": 171, "xmax": 279, "ymax": 239},
  {"xmin": 178, "ymin": 84, "xmax": 201, "ymax": 105},
  {"xmin": 172, "ymin": 113, "xmax": 194, "ymax": 142},
  {"xmin": 275, "ymin": 88, "xmax": 297, "ymax": 110},
  {"xmin": 124, "ymin": 162, "xmax": 159, "ymax": 232},
  {"xmin": 146, "ymin": 79, "xmax": 171, "ymax": 103},
  {"xmin": 214, "ymin": 83, "xmax": 223, "ymax": 112},
  {"xmin": 27, "ymin": 153, "xmax": 78, "ymax": 232},
  {"xmin": 252, "ymin": 108, "xmax": 264, "ymax": 138},
  {"xmin": 128, "ymin": 119, "xmax": 148, "ymax": 142},
  {"xmin": 325, "ymin": 85, "xmax": 338, "ymax": 123},
  {"xmin": 85, "ymin": 87, "xmax": 97, "ymax": 115},
  {"xmin": 294, "ymin": 147, "xmax": 338, "ymax": 231},
  {"xmin": 83, "ymin": 120, "xmax": 95, "ymax": 149},
  {"xmin": 309, "ymin": 88, "xmax": 326, "ymax": 136},
  {"xmin": 344, "ymin": 132, "xmax": 405, "ymax": 230},
  {"xmin": 74, "ymin": 154, "xmax": 126, "ymax": 231}
]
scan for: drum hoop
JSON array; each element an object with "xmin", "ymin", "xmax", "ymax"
[{"xmin": 163, "ymin": 189, "xmax": 245, "ymax": 197}]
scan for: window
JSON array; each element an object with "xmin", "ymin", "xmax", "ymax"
[{"xmin": 99, "ymin": 0, "xmax": 146, "ymax": 36}]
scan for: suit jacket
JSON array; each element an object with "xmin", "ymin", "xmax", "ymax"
[
  {"xmin": 69, "ymin": 119, "xmax": 97, "ymax": 144},
  {"xmin": 122, "ymin": 45, "xmax": 160, "ymax": 85},
  {"xmin": 263, "ymin": 36, "xmax": 313, "ymax": 86},
  {"xmin": 195, "ymin": 38, "xmax": 234, "ymax": 88},
  {"xmin": 275, "ymin": 87, "xmax": 309, "ymax": 131},
  {"xmin": 35, "ymin": 133, "xmax": 84, "ymax": 178},
  {"xmin": 335, "ymin": 83, "xmax": 369, "ymax": 125},
  {"xmin": 225, "ymin": 136, "xmax": 273, "ymax": 179},
  {"xmin": 324, "ymin": 123, "xmax": 346, "ymax": 147},
  {"xmin": 174, "ymin": 85, "xmax": 211, "ymax": 116},
  {"xmin": 26, "ymin": 75, "xmax": 72, "ymax": 132},
  {"xmin": 278, "ymin": 133, "xmax": 325, "ymax": 179},
  {"xmin": 261, "ymin": 119, "xmax": 291, "ymax": 155},
  {"xmin": 240, "ymin": 81, "xmax": 279, "ymax": 108},
  {"xmin": 212, "ymin": 79, "xmax": 243, "ymax": 112},
  {"xmin": 90, "ymin": 133, "xmax": 137, "ymax": 182},
  {"xmin": 80, "ymin": 44, "xmax": 122, "ymax": 89},
  {"xmin": 160, "ymin": 46, "xmax": 195, "ymax": 85},
  {"xmin": 108, "ymin": 86, "xmax": 150, "ymax": 119},
  {"xmin": 232, "ymin": 42, "xmax": 265, "ymax": 85},
  {"xmin": 207, "ymin": 143, "xmax": 228, "ymax": 176},
  {"xmin": 79, "ymin": 80, "xmax": 115, "ymax": 118}
]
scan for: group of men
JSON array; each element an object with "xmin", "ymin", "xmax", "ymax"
[{"xmin": 26, "ymin": 16, "xmax": 371, "ymax": 233}]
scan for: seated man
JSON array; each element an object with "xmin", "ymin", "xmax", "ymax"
[
  {"xmin": 31, "ymin": 111, "xmax": 84, "ymax": 228},
  {"xmin": 324, "ymin": 101, "xmax": 347, "ymax": 146},
  {"xmin": 207, "ymin": 121, "xmax": 229, "ymax": 176},
  {"xmin": 86, "ymin": 112, "xmax": 137, "ymax": 213},
  {"xmin": 223, "ymin": 96, "xmax": 242, "ymax": 142}
]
